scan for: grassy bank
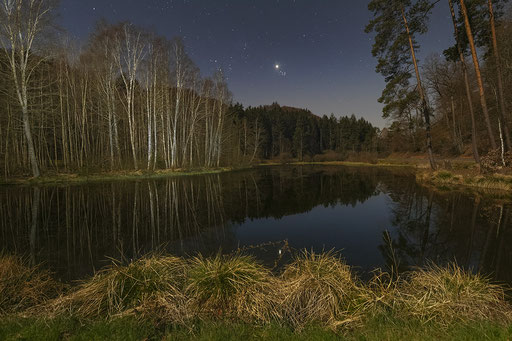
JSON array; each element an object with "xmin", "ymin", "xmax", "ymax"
[
  {"xmin": 270, "ymin": 160, "xmax": 413, "ymax": 168},
  {"xmin": 0, "ymin": 167, "xmax": 238, "ymax": 186},
  {"xmin": 1, "ymin": 252, "xmax": 511, "ymax": 339},
  {"xmin": 417, "ymin": 170, "xmax": 512, "ymax": 193},
  {"xmin": 0, "ymin": 161, "xmax": 412, "ymax": 186}
]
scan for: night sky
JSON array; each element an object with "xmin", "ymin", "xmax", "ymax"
[{"xmin": 59, "ymin": 0, "xmax": 455, "ymax": 128}]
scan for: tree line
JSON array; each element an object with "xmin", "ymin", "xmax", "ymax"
[
  {"xmin": 367, "ymin": 0, "xmax": 512, "ymax": 169},
  {"xmin": 229, "ymin": 103, "xmax": 379, "ymax": 163},
  {"xmin": 0, "ymin": 0, "xmax": 231, "ymax": 177}
]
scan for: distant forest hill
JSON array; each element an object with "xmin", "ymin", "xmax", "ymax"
[{"xmin": 229, "ymin": 103, "xmax": 380, "ymax": 164}]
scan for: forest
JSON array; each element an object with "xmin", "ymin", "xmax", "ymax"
[
  {"xmin": 3, "ymin": 0, "xmax": 512, "ymax": 178},
  {"xmin": 0, "ymin": 1, "xmax": 378, "ymax": 178},
  {"xmin": 367, "ymin": 0, "xmax": 512, "ymax": 170},
  {"xmin": 229, "ymin": 103, "xmax": 379, "ymax": 163}
]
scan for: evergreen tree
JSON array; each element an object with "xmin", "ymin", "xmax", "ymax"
[{"xmin": 367, "ymin": 0, "xmax": 437, "ymax": 169}]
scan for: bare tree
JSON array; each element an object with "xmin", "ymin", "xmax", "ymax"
[
  {"xmin": 113, "ymin": 23, "xmax": 146, "ymax": 170},
  {"xmin": 0, "ymin": 0, "xmax": 57, "ymax": 177}
]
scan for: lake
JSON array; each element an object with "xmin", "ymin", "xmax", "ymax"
[{"xmin": 1, "ymin": 165, "xmax": 511, "ymax": 283}]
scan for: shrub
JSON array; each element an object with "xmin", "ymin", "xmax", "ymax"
[
  {"xmin": 312, "ymin": 150, "xmax": 346, "ymax": 162},
  {"xmin": 345, "ymin": 151, "xmax": 378, "ymax": 164},
  {"xmin": 481, "ymin": 149, "xmax": 512, "ymax": 173}
]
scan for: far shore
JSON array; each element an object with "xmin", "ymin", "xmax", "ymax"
[
  {"xmin": 0, "ymin": 160, "xmax": 414, "ymax": 186},
  {"xmin": 1, "ymin": 157, "xmax": 511, "ymax": 195}
]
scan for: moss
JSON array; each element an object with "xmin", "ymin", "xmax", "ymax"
[{"xmin": 436, "ymin": 171, "xmax": 453, "ymax": 179}]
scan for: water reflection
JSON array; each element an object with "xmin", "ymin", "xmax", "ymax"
[{"xmin": 0, "ymin": 165, "xmax": 510, "ymax": 283}]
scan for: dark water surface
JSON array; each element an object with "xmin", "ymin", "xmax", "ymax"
[{"xmin": 1, "ymin": 165, "xmax": 511, "ymax": 283}]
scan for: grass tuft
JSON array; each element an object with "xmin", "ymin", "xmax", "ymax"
[
  {"xmin": 50, "ymin": 255, "xmax": 189, "ymax": 321},
  {"xmin": 396, "ymin": 263, "xmax": 512, "ymax": 325},
  {"xmin": 277, "ymin": 250, "xmax": 362, "ymax": 330},
  {"xmin": 0, "ymin": 255, "xmax": 63, "ymax": 316},
  {"xmin": 186, "ymin": 253, "xmax": 277, "ymax": 322}
]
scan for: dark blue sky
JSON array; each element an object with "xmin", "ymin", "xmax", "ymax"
[{"xmin": 59, "ymin": 0, "xmax": 454, "ymax": 128}]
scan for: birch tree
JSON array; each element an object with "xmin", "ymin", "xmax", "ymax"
[
  {"xmin": 113, "ymin": 23, "xmax": 146, "ymax": 169},
  {"xmin": 0, "ymin": 0, "xmax": 57, "ymax": 177}
]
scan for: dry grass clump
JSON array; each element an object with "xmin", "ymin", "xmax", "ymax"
[
  {"xmin": 186, "ymin": 253, "xmax": 278, "ymax": 322},
  {"xmin": 357, "ymin": 270, "xmax": 400, "ymax": 317},
  {"xmin": 277, "ymin": 251, "xmax": 362, "ymax": 330},
  {"xmin": 417, "ymin": 169, "xmax": 512, "ymax": 191},
  {"xmin": 396, "ymin": 263, "xmax": 512, "ymax": 325},
  {"xmin": 0, "ymin": 255, "xmax": 62, "ymax": 315},
  {"xmin": 4, "ymin": 252, "xmax": 512, "ymax": 332},
  {"xmin": 51, "ymin": 255, "xmax": 188, "ymax": 320}
]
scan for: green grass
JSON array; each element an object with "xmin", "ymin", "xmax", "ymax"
[
  {"xmin": 0, "ymin": 316, "xmax": 510, "ymax": 341},
  {"xmin": 0, "ymin": 316, "xmax": 157, "ymax": 341},
  {"xmin": 0, "ymin": 167, "xmax": 237, "ymax": 186}
]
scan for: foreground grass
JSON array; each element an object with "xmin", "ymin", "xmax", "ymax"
[
  {"xmin": 0, "ymin": 316, "xmax": 510, "ymax": 341},
  {"xmin": 1, "ymin": 251, "xmax": 511, "ymax": 339}
]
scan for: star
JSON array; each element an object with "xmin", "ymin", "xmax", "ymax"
[{"xmin": 275, "ymin": 64, "xmax": 280, "ymax": 69}]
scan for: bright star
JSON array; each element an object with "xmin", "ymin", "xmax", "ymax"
[{"xmin": 275, "ymin": 64, "xmax": 280, "ymax": 69}]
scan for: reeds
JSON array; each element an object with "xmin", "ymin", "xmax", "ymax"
[{"xmin": 3, "ymin": 253, "xmax": 512, "ymax": 332}]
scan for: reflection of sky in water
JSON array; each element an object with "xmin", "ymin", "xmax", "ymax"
[{"xmin": 234, "ymin": 192, "xmax": 392, "ymax": 271}]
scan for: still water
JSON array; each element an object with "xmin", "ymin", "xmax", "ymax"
[{"xmin": 0, "ymin": 165, "xmax": 511, "ymax": 283}]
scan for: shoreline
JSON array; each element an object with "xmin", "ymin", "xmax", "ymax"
[
  {"xmin": 1, "ymin": 160, "xmax": 511, "ymax": 195},
  {"xmin": 416, "ymin": 169, "xmax": 512, "ymax": 194},
  {"xmin": 0, "ymin": 161, "xmax": 413, "ymax": 186},
  {"xmin": 0, "ymin": 167, "xmax": 240, "ymax": 186}
]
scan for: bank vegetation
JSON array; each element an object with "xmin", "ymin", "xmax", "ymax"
[{"xmin": 1, "ymin": 251, "xmax": 511, "ymax": 338}]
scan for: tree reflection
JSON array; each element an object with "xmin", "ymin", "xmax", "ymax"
[
  {"xmin": 384, "ymin": 181, "xmax": 512, "ymax": 283},
  {"xmin": 0, "ymin": 165, "xmax": 510, "ymax": 283}
]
